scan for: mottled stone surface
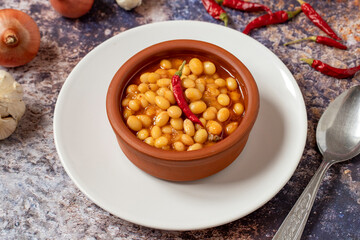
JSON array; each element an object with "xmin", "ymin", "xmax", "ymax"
[{"xmin": 1, "ymin": 0, "xmax": 359, "ymax": 239}]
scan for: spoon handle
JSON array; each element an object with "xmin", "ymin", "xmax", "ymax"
[{"xmin": 272, "ymin": 158, "xmax": 333, "ymax": 240}]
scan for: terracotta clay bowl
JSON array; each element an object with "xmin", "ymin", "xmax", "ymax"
[{"xmin": 106, "ymin": 39, "xmax": 259, "ymax": 181}]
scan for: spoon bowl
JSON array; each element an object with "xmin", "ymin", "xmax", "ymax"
[
  {"xmin": 273, "ymin": 85, "xmax": 360, "ymax": 240},
  {"xmin": 317, "ymin": 86, "xmax": 360, "ymax": 160}
]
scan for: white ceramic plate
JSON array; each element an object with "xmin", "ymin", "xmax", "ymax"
[{"xmin": 54, "ymin": 21, "xmax": 307, "ymax": 231}]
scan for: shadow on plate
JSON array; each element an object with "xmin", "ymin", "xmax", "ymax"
[{"xmin": 179, "ymin": 95, "xmax": 286, "ymax": 186}]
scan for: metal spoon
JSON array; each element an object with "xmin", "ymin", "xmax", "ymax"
[{"xmin": 273, "ymin": 85, "xmax": 360, "ymax": 240}]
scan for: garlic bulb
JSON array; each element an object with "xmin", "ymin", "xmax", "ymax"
[
  {"xmin": 116, "ymin": 0, "xmax": 142, "ymax": 10},
  {"xmin": 0, "ymin": 70, "xmax": 26, "ymax": 140}
]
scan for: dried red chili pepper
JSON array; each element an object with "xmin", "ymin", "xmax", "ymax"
[
  {"xmin": 202, "ymin": 0, "xmax": 229, "ymax": 26},
  {"xmin": 301, "ymin": 58, "xmax": 360, "ymax": 79},
  {"xmin": 171, "ymin": 61, "xmax": 203, "ymax": 126},
  {"xmin": 216, "ymin": 0, "xmax": 272, "ymax": 14},
  {"xmin": 243, "ymin": 9, "xmax": 301, "ymax": 35},
  {"xmin": 284, "ymin": 36, "xmax": 347, "ymax": 50},
  {"xmin": 297, "ymin": 0, "xmax": 341, "ymax": 40}
]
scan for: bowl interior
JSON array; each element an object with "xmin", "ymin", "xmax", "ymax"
[{"xmin": 106, "ymin": 39, "xmax": 259, "ymax": 161}]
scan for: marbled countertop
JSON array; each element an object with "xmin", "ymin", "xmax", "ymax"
[{"xmin": 1, "ymin": 0, "xmax": 359, "ymax": 239}]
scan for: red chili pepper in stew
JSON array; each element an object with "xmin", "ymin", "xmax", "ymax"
[
  {"xmin": 243, "ymin": 9, "xmax": 301, "ymax": 35},
  {"xmin": 171, "ymin": 61, "xmax": 203, "ymax": 126},
  {"xmin": 202, "ymin": 0, "xmax": 229, "ymax": 26},
  {"xmin": 216, "ymin": 0, "xmax": 272, "ymax": 14},
  {"xmin": 297, "ymin": 0, "xmax": 341, "ymax": 40},
  {"xmin": 301, "ymin": 58, "xmax": 360, "ymax": 79},
  {"xmin": 284, "ymin": 36, "xmax": 347, "ymax": 50}
]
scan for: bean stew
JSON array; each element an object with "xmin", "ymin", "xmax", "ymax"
[{"xmin": 121, "ymin": 56, "xmax": 246, "ymax": 151}]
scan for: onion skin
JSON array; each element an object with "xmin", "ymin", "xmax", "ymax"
[
  {"xmin": 50, "ymin": 0, "xmax": 94, "ymax": 18},
  {"xmin": 0, "ymin": 9, "xmax": 41, "ymax": 68}
]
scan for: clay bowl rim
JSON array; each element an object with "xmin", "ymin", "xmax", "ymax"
[{"xmin": 106, "ymin": 39, "xmax": 259, "ymax": 161}]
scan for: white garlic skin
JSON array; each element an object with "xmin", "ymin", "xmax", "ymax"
[
  {"xmin": 0, "ymin": 117, "xmax": 17, "ymax": 140},
  {"xmin": 0, "ymin": 70, "xmax": 26, "ymax": 140},
  {"xmin": 115, "ymin": 0, "xmax": 142, "ymax": 10}
]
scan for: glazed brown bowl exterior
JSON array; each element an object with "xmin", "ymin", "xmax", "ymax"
[{"xmin": 106, "ymin": 39, "xmax": 259, "ymax": 181}]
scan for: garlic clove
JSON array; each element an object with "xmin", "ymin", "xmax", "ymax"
[
  {"xmin": 0, "ymin": 101, "xmax": 26, "ymax": 120},
  {"xmin": 0, "ymin": 70, "xmax": 26, "ymax": 140},
  {"xmin": 0, "ymin": 70, "xmax": 24, "ymax": 99},
  {"xmin": 115, "ymin": 0, "xmax": 142, "ymax": 10},
  {"xmin": 0, "ymin": 70, "xmax": 26, "ymax": 120},
  {"xmin": 0, "ymin": 117, "xmax": 17, "ymax": 140},
  {"xmin": 0, "ymin": 104, "xmax": 7, "ymax": 117}
]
